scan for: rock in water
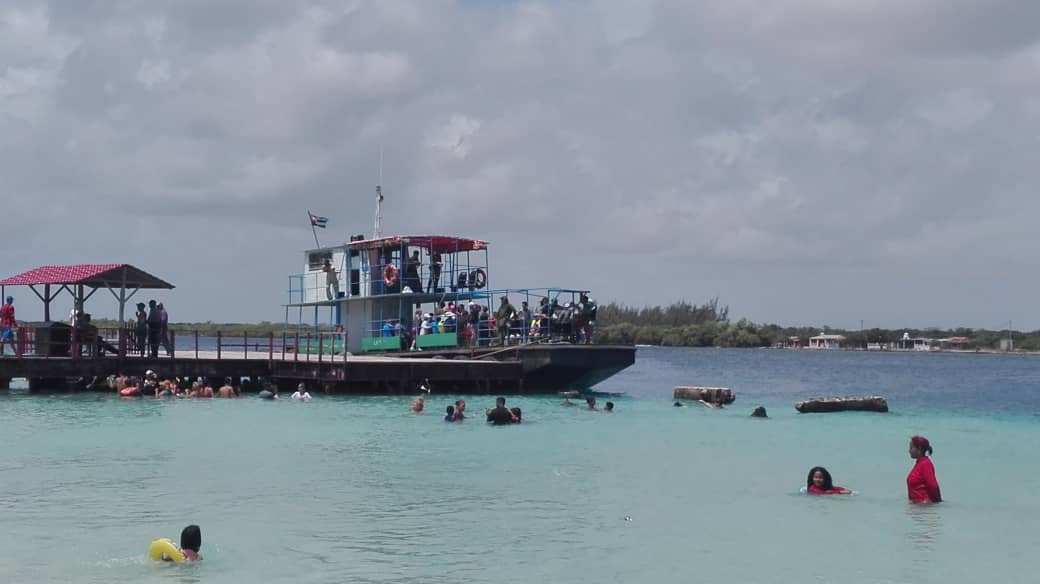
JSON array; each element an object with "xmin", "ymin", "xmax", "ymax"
[
  {"xmin": 794, "ymin": 396, "xmax": 888, "ymax": 413},
  {"xmin": 673, "ymin": 386, "xmax": 735, "ymax": 404}
]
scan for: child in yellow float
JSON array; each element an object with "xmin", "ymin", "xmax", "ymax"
[{"xmin": 149, "ymin": 525, "xmax": 202, "ymax": 562}]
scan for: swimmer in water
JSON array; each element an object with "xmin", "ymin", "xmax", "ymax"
[
  {"xmin": 179, "ymin": 524, "xmax": 202, "ymax": 561},
  {"xmin": 445, "ymin": 405, "xmax": 456, "ymax": 421},
  {"xmin": 453, "ymin": 399, "xmax": 466, "ymax": 420},
  {"xmin": 585, "ymin": 396, "xmax": 597, "ymax": 410},
  {"xmin": 673, "ymin": 401, "xmax": 685, "ymax": 407},
  {"xmin": 604, "ymin": 401, "xmax": 614, "ymax": 412},
  {"xmin": 805, "ymin": 466, "xmax": 852, "ymax": 495},
  {"xmin": 412, "ymin": 397, "xmax": 425, "ymax": 413}
]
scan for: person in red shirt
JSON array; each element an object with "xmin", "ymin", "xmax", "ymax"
[
  {"xmin": 0, "ymin": 296, "xmax": 16, "ymax": 356},
  {"xmin": 907, "ymin": 435, "xmax": 942, "ymax": 503},
  {"xmin": 805, "ymin": 466, "xmax": 852, "ymax": 494}
]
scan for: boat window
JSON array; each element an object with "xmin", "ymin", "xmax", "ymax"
[{"xmin": 308, "ymin": 251, "xmax": 332, "ymax": 270}]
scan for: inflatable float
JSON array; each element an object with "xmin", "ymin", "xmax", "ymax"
[
  {"xmin": 673, "ymin": 386, "xmax": 734, "ymax": 404},
  {"xmin": 794, "ymin": 396, "xmax": 888, "ymax": 413},
  {"xmin": 120, "ymin": 386, "xmax": 141, "ymax": 397},
  {"xmin": 148, "ymin": 538, "xmax": 186, "ymax": 563}
]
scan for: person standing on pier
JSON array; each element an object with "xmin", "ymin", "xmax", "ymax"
[
  {"xmin": 0, "ymin": 296, "xmax": 16, "ymax": 356},
  {"xmin": 158, "ymin": 303, "xmax": 171, "ymax": 356},
  {"xmin": 147, "ymin": 300, "xmax": 162, "ymax": 358},
  {"xmin": 135, "ymin": 303, "xmax": 148, "ymax": 357}
]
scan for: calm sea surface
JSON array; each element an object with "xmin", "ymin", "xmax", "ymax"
[{"xmin": 1, "ymin": 347, "xmax": 1038, "ymax": 583}]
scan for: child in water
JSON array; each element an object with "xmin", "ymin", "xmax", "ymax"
[
  {"xmin": 805, "ymin": 466, "xmax": 852, "ymax": 495},
  {"xmin": 180, "ymin": 524, "xmax": 203, "ymax": 561}
]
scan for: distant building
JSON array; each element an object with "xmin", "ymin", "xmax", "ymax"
[
  {"xmin": 893, "ymin": 332, "xmax": 933, "ymax": 351},
  {"xmin": 938, "ymin": 336, "xmax": 971, "ymax": 351},
  {"xmin": 808, "ymin": 334, "xmax": 845, "ymax": 349}
]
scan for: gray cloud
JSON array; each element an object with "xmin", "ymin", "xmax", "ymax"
[{"xmin": 2, "ymin": 0, "xmax": 1039, "ymax": 329}]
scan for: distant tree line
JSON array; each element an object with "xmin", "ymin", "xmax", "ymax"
[{"xmin": 594, "ymin": 299, "xmax": 1040, "ymax": 351}]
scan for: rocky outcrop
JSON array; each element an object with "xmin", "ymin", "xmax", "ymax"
[
  {"xmin": 673, "ymin": 386, "xmax": 734, "ymax": 404},
  {"xmin": 795, "ymin": 396, "xmax": 888, "ymax": 413}
]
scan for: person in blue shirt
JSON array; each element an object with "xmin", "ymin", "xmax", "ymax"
[{"xmin": 381, "ymin": 321, "xmax": 394, "ymax": 337}]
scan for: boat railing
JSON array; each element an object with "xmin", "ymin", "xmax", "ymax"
[
  {"xmin": 358, "ymin": 287, "xmax": 598, "ymax": 351},
  {"xmin": 286, "ymin": 255, "xmax": 493, "ymax": 304},
  {"xmin": 0, "ymin": 325, "xmax": 347, "ymax": 363}
]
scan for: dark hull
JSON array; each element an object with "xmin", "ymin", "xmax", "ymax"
[{"xmin": 394, "ymin": 344, "xmax": 636, "ymax": 392}]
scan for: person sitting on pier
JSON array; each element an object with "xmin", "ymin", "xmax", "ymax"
[
  {"xmin": 217, "ymin": 378, "xmax": 236, "ymax": 398},
  {"xmin": 291, "ymin": 383, "xmax": 312, "ymax": 401},
  {"xmin": 444, "ymin": 405, "xmax": 456, "ymax": 422},
  {"xmin": 486, "ymin": 397, "xmax": 514, "ymax": 425}
]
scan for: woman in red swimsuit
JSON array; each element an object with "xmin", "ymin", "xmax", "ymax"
[
  {"xmin": 805, "ymin": 466, "xmax": 852, "ymax": 494},
  {"xmin": 906, "ymin": 435, "xmax": 942, "ymax": 503}
]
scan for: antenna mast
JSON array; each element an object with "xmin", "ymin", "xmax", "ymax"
[{"xmin": 373, "ymin": 148, "xmax": 384, "ymax": 239}]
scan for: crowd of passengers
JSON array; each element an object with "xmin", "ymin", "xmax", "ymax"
[{"xmin": 379, "ymin": 293, "xmax": 598, "ymax": 349}]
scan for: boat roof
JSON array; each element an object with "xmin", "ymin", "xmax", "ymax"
[
  {"xmin": 0, "ymin": 264, "xmax": 175, "ymax": 289},
  {"xmin": 347, "ymin": 235, "xmax": 488, "ymax": 254}
]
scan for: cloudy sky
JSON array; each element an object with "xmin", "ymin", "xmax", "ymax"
[{"xmin": 2, "ymin": 0, "xmax": 1039, "ymax": 330}]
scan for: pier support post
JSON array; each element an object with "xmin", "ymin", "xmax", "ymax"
[{"xmin": 0, "ymin": 377, "xmax": 10, "ymax": 390}]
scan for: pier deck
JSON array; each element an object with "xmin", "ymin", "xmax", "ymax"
[{"xmin": 0, "ymin": 351, "xmax": 523, "ymax": 394}]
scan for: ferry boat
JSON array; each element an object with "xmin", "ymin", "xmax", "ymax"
[{"xmin": 284, "ymin": 233, "xmax": 635, "ymax": 391}]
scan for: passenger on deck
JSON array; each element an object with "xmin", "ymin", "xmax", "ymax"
[
  {"xmin": 404, "ymin": 250, "xmax": 423, "ymax": 293},
  {"xmin": 428, "ymin": 252, "xmax": 442, "ymax": 292},
  {"xmin": 323, "ymin": 258, "xmax": 340, "ymax": 300},
  {"xmin": 382, "ymin": 321, "xmax": 395, "ymax": 337},
  {"xmin": 495, "ymin": 297, "xmax": 515, "ymax": 346},
  {"xmin": 486, "ymin": 397, "xmax": 514, "ymax": 425}
]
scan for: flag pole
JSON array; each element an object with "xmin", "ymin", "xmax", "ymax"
[{"xmin": 308, "ymin": 210, "xmax": 322, "ymax": 248}]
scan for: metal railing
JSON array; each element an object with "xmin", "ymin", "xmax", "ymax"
[{"xmin": 0, "ymin": 326, "xmax": 348, "ymax": 364}]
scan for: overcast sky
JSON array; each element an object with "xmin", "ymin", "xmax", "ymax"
[{"xmin": 2, "ymin": 1, "xmax": 1039, "ymax": 330}]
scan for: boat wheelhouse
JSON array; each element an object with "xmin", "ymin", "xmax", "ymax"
[{"xmin": 286, "ymin": 235, "xmax": 596, "ymax": 356}]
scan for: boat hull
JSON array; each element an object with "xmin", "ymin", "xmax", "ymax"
[{"xmin": 398, "ymin": 343, "xmax": 636, "ymax": 392}]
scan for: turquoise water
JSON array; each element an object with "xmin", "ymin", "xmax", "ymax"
[{"xmin": 1, "ymin": 347, "xmax": 1038, "ymax": 583}]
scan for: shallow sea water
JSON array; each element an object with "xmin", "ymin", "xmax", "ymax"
[{"xmin": 1, "ymin": 347, "xmax": 1038, "ymax": 583}]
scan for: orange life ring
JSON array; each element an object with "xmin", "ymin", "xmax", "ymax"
[{"xmin": 383, "ymin": 264, "xmax": 399, "ymax": 287}]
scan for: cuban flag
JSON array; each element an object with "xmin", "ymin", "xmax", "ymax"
[{"xmin": 309, "ymin": 212, "xmax": 329, "ymax": 229}]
